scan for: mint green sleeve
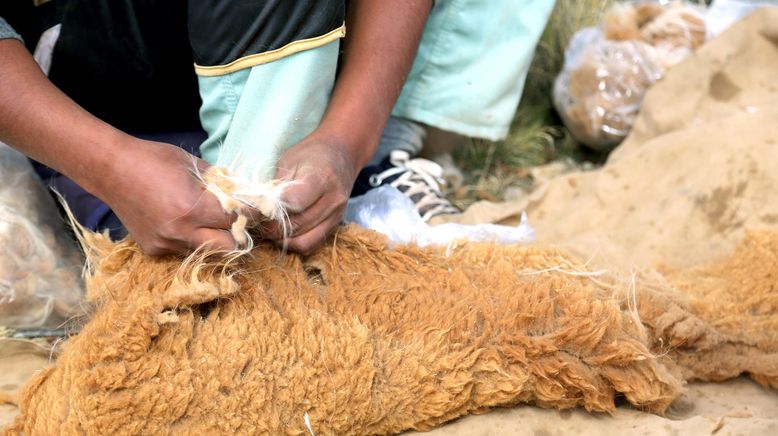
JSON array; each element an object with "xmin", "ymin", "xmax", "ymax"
[
  {"xmin": 196, "ymin": 40, "xmax": 339, "ymax": 184},
  {"xmin": 392, "ymin": 0, "xmax": 556, "ymax": 141},
  {"xmin": 196, "ymin": 0, "xmax": 556, "ymax": 179},
  {"xmin": 0, "ymin": 16, "xmax": 24, "ymax": 42}
]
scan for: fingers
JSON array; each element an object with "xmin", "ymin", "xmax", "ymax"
[
  {"xmin": 111, "ymin": 140, "xmax": 247, "ymax": 257},
  {"xmin": 179, "ymin": 153, "xmax": 235, "ymax": 230},
  {"xmin": 197, "ymin": 193, "xmax": 236, "ymax": 230},
  {"xmin": 190, "ymin": 227, "xmax": 237, "ymax": 253},
  {"xmin": 278, "ymin": 170, "xmax": 325, "ymax": 214},
  {"xmin": 264, "ymin": 195, "xmax": 328, "ymax": 240},
  {"xmin": 283, "ymin": 205, "xmax": 345, "ymax": 254},
  {"xmin": 264, "ymin": 167, "xmax": 349, "ymax": 240}
]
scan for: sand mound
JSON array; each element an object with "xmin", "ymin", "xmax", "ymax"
[{"xmin": 457, "ymin": 8, "xmax": 778, "ymax": 269}]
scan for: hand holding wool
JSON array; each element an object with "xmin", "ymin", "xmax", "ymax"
[
  {"xmin": 270, "ymin": 132, "xmax": 361, "ymax": 254},
  {"xmin": 101, "ymin": 139, "xmax": 237, "ymax": 256}
]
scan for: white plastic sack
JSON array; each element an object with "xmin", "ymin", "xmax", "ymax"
[
  {"xmin": 0, "ymin": 143, "xmax": 84, "ymax": 328},
  {"xmin": 707, "ymin": 0, "xmax": 778, "ymax": 39},
  {"xmin": 345, "ymin": 186, "xmax": 535, "ymax": 247}
]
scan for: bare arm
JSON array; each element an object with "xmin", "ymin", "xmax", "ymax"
[
  {"xmin": 0, "ymin": 39, "xmax": 235, "ymax": 255},
  {"xmin": 0, "ymin": 39, "xmax": 123, "ymax": 193},
  {"xmin": 321, "ymin": 0, "xmax": 433, "ymax": 165},
  {"xmin": 274, "ymin": 0, "xmax": 433, "ymax": 253}
]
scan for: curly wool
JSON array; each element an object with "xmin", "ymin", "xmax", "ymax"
[{"xmin": 4, "ymin": 227, "xmax": 777, "ymax": 435}]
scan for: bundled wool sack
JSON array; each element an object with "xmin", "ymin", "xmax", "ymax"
[
  {"xmin": 0, "ymin": 144, "xmax": 83, "ymax": 328},
  {"xmin": 3, "ymin": 220, "xmax": 776, "ymax": 435},
  {"xmin": 553, "ymin": 1, "xmax": 706, "ymax": 149},
  {"xmin": 603, "ymin": 1, "xmax": 706, "ymax": 67}
]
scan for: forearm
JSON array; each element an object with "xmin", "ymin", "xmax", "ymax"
[
  {"xmin": 0, "ymin": 37, "xmax": 239, "ymax": 255},
  {"xmin": 0, "ymin": 39, "xmax": 125, "ymax": 197},
  {"xmin": 315, "ymin": 0, "xmax": 433, "ymax": 168}
]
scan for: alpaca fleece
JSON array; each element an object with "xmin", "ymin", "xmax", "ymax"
[
  {"xmin": 4, "ymin": 226, "xmax": 777, "ymax": 435},
  {"xmin": 658, "ymin": 231, "xmax": 778, "ymax": 388}
]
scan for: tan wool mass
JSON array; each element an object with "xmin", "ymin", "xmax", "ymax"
[{"xmin": 3, "ymin": 225, "xmax": 777, "ymax": 435}]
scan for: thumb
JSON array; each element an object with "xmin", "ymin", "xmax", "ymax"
[
  {"xmin": 279, "ymin": 169, "xmax": 323, "ymax": 214},
  {"xmin": 190, "ymin": 228, "xmax": 237, "ymax": 253}
]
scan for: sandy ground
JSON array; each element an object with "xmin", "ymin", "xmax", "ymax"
[
  {"xmin": 414, "ymin": 380, "xmax": 778, "ymax": 436},
  {"xmin": 0, "ymin": 339, "xmax": 50, "ymax": 429}
]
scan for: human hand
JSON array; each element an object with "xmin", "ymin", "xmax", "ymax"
[
  {"xmin": 0, "ymin": 40, "xmax": 234, "ymax": 256},
  {"xmin": 268, "ymin": 132, "xmax": 361, "ymax": 254},
  {"xmin": 99, "ymin": 139, "xmax": 237, "ymax": 256}
]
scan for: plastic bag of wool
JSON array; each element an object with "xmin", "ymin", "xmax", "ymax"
[
  {"xmin": 2, "ymin": 164, "xmax": 776, "ymax": 435},
  {"xmin": 553, "ymin": 0, "xmax": 706, "ymax": 149},
  {"xmin": 0, "ymin": 143, "xmax": 84, "ymax": 329}
]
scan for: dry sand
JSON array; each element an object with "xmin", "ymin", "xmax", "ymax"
[
  {"xmin": 413, "ymin": 379, "xmax": 778, "ymax": 435},
  {"xmin": 454, "ymin": 8, "xmax": 778, "ymax": 269},
  {"xmin": 0, "ymin": 340, "xmax": 49, "ymax": 429}
]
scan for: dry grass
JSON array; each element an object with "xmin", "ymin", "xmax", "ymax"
[
  {"xmin": 454, "ymin": 0, "xmax": 712, "ymax": 185},
  {"xmin": 452, "ymin": 0, "xmax": 616, "ymax": 205},
  {"xmin": 450, "ymin": 0, "xmax": 711, "ymax": 207}
]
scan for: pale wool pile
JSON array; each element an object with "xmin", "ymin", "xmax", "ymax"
[{"xmin": 0, "ymin": 144, "xmax": 83, "ymax": 328}]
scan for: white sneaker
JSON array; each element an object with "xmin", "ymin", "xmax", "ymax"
[{"xmin": 365, "ymin": 150, "xmax": 460, "ymax": 222}]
